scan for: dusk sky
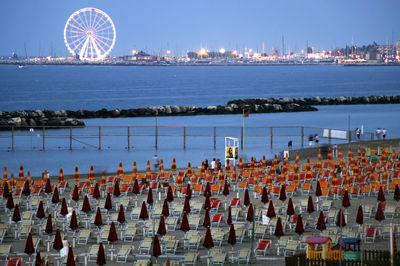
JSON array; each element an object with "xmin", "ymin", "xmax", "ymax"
[{"xmin": 1, "ymin": 0, "xmax": 399, "ymax": 57}]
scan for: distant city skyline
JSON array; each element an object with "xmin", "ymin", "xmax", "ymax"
[{"xmin": 1, "ymin": 0, "xmax": 399, "ymax": 57}]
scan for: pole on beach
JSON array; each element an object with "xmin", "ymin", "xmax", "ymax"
[
  {"xmin": 155, "ymin": 112, "xmax": 158, "ymax": 149},
  {"xmin": 242, "ymin": 106, "xmax": 245, "ymax": 160}
]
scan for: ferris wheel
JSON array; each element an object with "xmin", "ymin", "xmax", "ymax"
[{"xmin": 64, "ymin": 8, "xmax": 116, "ymax": 60}]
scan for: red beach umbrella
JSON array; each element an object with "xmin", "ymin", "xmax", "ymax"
[
  {"xmin": 356, "ymin": 205, "xmax": 363, "ymax": 225},
  {"xmin": 286, "ymin": 198, "xmax": 295, "ymax": 216},
  {"xmin": 279, "ymin": 185, "xmax": 287, "ymax": 202},
  {"xmin": 147, "ymin": 187, "xmax": 154, "ymax": 205},
  {"xmin": 315, "ymin": 180, "xmax": 322, "ymax": 197},
  {"xmin": 307, "ymin": 195, "xmax": 315, "ymax": 214},
  {"xmin": 204, "ymin": 182, "xmax": 211, "ymax": 197},
  {"xmin": 69, "ymin": 210, "xmax": 78, "ymax": 231},
  {"xmin": 139, "ymin": 201, "xmax": 149, "ymax": 220},
  {"xmin": 117, "ymin": 204, "xmax": 126, "ymax": 224},
  {"xmin": 71, "ymin": 185, "xmax": 79, "ymax": 202},
  {"xmin": 24, "ymin": 232, "xmax": 35, "ymax": 255},
  {"xmin": 274, "ymin": 217, "xmax": 284, "ymax": 238},
  {"xmin": 51, "ymin": 187, "xmax": 60, "ymax": 204},
  {"xmin": 180, "ymin": 212, "xmax": 190, "ymax": 232},
  {"xmin": 92, "ymin": 183, "xmax": 101, "ymax": 199},
  {"xmin": 66, "ymin": 246, "xmax": 76, "ymax": 266},
  {"xmin": 132, "ymin": 179, "xmax": 140, "ymax": 195},
  {"xmin": 108, "ymin": 221, "xmax": 118, "ymax": 243},
  {"xmin": 6, "ymin": 193, "xmax": 14, "ymax": 210},
  {"xmin": 203, "ymin": 209, "xmax": 211, "ymax": 227},
  {"xmin": 53, "ymin": 229, "xmax": 63, "ymax": 251},
  {"xmin": 223, "ymin": 180, "xmax": 229, "ymax": 196},
  {"xmin": 157, "ymin": 215, "xmax": 167, "ymax": 235},
  {"xmin": 36, "ymin": 200, "xmax": 45, "ymax": 219},
  {"xmin": 34, "ymin": 251, "xmax": 42, "ymax": 266},
  {"xmin": 183, "ymin": 195, "xmax": 191, "ymax": 213},
  {"xmin": 342, "ymin": 190, "xmax": 351, "ymax": 208},
  {"xmin": 261, "ymin": 186, "xmax": 269, "ymax": 204},
  {"xmin": 246, "ymin": 203, "xmax": 254, "ymax": 222},
  {"xmin": 336, "ymin": 209, "xmax": 346, "ymax": 227},
  {"xmin": 203, "ymin": 227, "xmax": 214, "ymax": 249},
  {"xmin": 186, "ymin": 183, "xmax": 192, "ymax": 200},
  {"xmin": 45, "ymin": 214, "xmax": 53, "ymax": 234},
  {"xmin": 74, "ymin": 166, "xmax": 80, "ymax": 182},
  {"xmin": 44, "ymin": 178, "xmax": 52, "ymax": 194},
  {"xmin": 377, "ymin": 186, "xmax": 386, "ymax": 202},
  {"xmin": 394, "ymin": 184, "xmax": 400, "ymax": 201},
  {"xmin": 113, "ymin": 180, "xmax": 121, "ymax": 197},
  {"xmin": 96, "ymin": 243, "xmax": 106, "ymax": 265},
  {"xmin": 227, "ymin": 206, "xmax": 232, "ymax": 225},
  {"xmin": 375, "ymin": 202, "xmax": 385, "ymax": 222},
  {"xmin": 22, "ymin": 180, "xmax": 30, "ymax": 196},
  {"xmin": 244, "ymin": 188, "xmax": 251, "ymax": 206},
  {"xmin": 204, "ymin": 195, "xmax": 211, "ymax": 210},
  {"xmin": 266, "ymin": 200, "xmax": 276, "ymax": 219},
  {"xmin": 166, "ymin": 186, "xmax": 174, "ymax": 202},
  {"xmin": 94, "ymin": 207, "xmax": 103, "ymax": 227},
  {"xmin": 162, "ymin": 199, "xmax": 169, "ymax": 217},
  {"xmin": 316, "ymin": 211, "xmax": 326, "ymax": 231},
  {"xmin": 104, "ymin": 193, "xmax": 112, "ymax": 210},
  {"xmin": 153, "ymin": 235, "xmax": 162, "ymax": 257},
  {"xmin": 12, "ymin": 204, "xmax": 21, "ymax": 223},
  {"xmin": 60, "ymin": 198, "xmax": 68, "ymax": 216},
  {"xmin": 295, "ymin": 215, "xmax": 304, "ymax": 235},
  {"xmin": 227, "ymin": 224, "xmax": 236, "ymax": 246},
  {"xmin": 2, "ymin": 182, "xmax": 9, "ymax": 198},
  {"xmin": 81, "ymin": 195, "xmax": 91, "ymax": 213}
]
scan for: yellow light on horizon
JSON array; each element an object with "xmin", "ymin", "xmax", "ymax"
[
  {"xmin": 198, "ymin": 48, "xmax": 208, "ymax": 56},
  {"xmin": 132, "ymin": 49, "xmax": 137, "ymax": 55}
]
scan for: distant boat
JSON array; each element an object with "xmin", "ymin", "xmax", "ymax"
[{"xmin": 18, "ymin": 64, "xmax": 26, "ymax": 69}]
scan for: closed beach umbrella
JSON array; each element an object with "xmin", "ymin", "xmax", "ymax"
[
  {"xmin": 394, "ymin": 184, "xmax": 400, "ymax": 201},
  {"xmin": 117, "ymin": 161, "xmax": 123, "ymax": 177},
  {"xmin": 267, "ymin": 200, "xmax": 276, "ymax": 219},
  {"xmin": 223, "ymin": 180, "xmax": 229, "ymax": 196},
  {"xmin": 246, "ymin": 203, "xmax": 254, "ymax": 222},
  {"xmin": 157, "ymin": 215, "xmax": 167, "ymax": 235},
  {"xmin": 53, "ymin": 229, "xmax": 63, "ymax": 251},
  {"xmin": 58, "ymin": 168, "xmax": 64, "ymax": 184},
  {"xmin": 51, "ymin": 187, "xmax": 60, "ymax": 204},
  {"xmin": 117, "ymin": 204, "xmax": 126, "ymax": 224},
  {"xmin": 24, "ymin": 232, "xmax": 35, "ymax": 255},
  {"xmin": 356, "ymin": 205, "xmax": 364, "ymax": 225},
  {"xmin": 22, "ymin": 180, "xmax": 30, "ymax": 196},
  {"xmin": 71, "ymin": 185, "xmax": 79, "ymax": 202},
  {"xmin": 204, "ymin": 182, "xmax": 211, "ymax": 197},
  {"xmin": 60, "ymin": 198, "xmax": 68, "ymax": 216},
  {"xmin": 244, "ymin": 189, "xmax": 250, "ymax": 206},
  {"xmin": 315, "ymin": 180, "xmax": 322, "ymax": 197},
  {"xmin": 227, "ymin": 224, "xmax": 236, "ymax": 246},
  {"xmin": 180, "ymin": 212, "xmax": 190, "ymax": 232},
  {"xmin": 186, "ymin": 184, "xmax": 192, "ymax": 200},
  {"xmin": 18, "ymin": 165, "xmax": 24, "ymax": 179},
  {"xmin": 113, "ymin": 180, "xmax": 120, "ymax": 197},
  {"xmin": 36, "ymin": 200, "xmax": 45, "ymax": 219},
  {"xmin": 153, "ymin": 235, "xmax": 162, "ymax": 257},
  {"xmin": 6, "ymin": 193, "xmax": 14, "ymax": 210},
  {"xmin": 204, "ymin": 195, "xmax": 211, "ymax": 210},
  {"xmin": 2, "ymin": 182, "xmax": 9, "ymax": 198},
  {"xmin": 279, "ymin": 185, "xmax": 287, "ymax": 202},
  {"xmin": 89, "ymin": 165, "xmax": 95, "ymax": 180},
  {"xmin": 316, "ymin": 211, "xmax": 326, "ymax": 231},
  {"xmin": 171, "ymin": 157, "xmax": 177, "ymax": 171},
  {"xmin": 132, "ymin": 179, "xmax": 140, "ymax": 195},
  {"xmin": 286, "ymin": 198, "xmax": 295, "ymax": 216},
  {"xmin": 94, "ymin": 207, "xmax": 103, "ymax": 227},
  {"xmin": 2, "ymin": 166, "xmax": 7, "ymax": 182},
  {"xmin": 69, "ymin": 210, "xmax": 78, "ymax": 230},
  {"xmin": 307, "ymin": 195, "xmax": 315, "ymax": 214},
  {"xmin": 183, "ymin": 195, "xmax": 191, "ymax": 213},
  {"xmin": 147, "ymin": 187, "xmax": 154, "ymax": 205},
  {"xmin": 295, "ymin": 215, "xmax": 304, "ymax": 235},
  {"xmin": 261, "ymin": 186, "xmax": 269, "ymax": 204},
  {"xmin": 66, "ymin": 246, "xmax": 76, "ymax": 266},
  {"xmin": 139, "ymin": 201, "xmax": 149, "ymax": 220},
  {"xmin": 166, "ymin": 186, "xmax": 174, "ymax": 202},
  {"xmin": 342, "ymin": 190, "xmax": 351, "ymax": 208},
  {"xmin": 274, "ymin": 217, "xmax": 284, "ymax": 238},
  {"xmin": 81, "ymin": 195, "xmax": 91, "ymax": 213},
  {"xmin": 74, "ymin": 166, "xmax": 79, "ymax": 182},
  {"xmin": 12, "ymin": 204, "xmax": 21, "ymax": 223},
  {"xmin": 93, "ymin": 183, "xmax": 100, "ymax": 199},
  {"xmin": 45, "ymin": 214, "xmax": 53, "ymax": 234},
  {"xmin": 104, "ymin": 193, "xmax": 112, "ymax": 210},
  {"xmin": 336, "ymin": 209, "xmax": 346, "ymax": 227},
  {"xmin": 45, "ymin": 178, "xmax": 52, "ymax": 194},
  {"xmin": 108, "ymin": 221, "xmax": 118, "ymax": 243},
  {"xmin": 203, "ymin": 209, "xmax": 210, "ymax": 227},
  {"xmin": 227, "ymin": 206, "xmax": 232, "ymax": 225},
  {"xmin": 96, "ymin": 243, "xmax": 106, "ymax": 265},
  {"xmin": 203, "ymin": 227, "xmax": 214, "ymax": 249},
  {"xmin": 162, "ymin": 199, "xmax": 169, "ymax": 217},
  {"xmin": 377, "ymin": 186, "xmax": 386, "ymax": 202},
  {"xmin": 375, "ymin": 202, "xmax": 385, "ymax": 222},
  {"xmin": 34, "ymin": 251, "xmax": 42, "ymax": 266}
]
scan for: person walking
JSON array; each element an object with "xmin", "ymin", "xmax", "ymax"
[
  {"xmin": 153, "ymin": 155, "xmax": 159, "ymax": 171},
  {"xmin": 204, "ymin": 160, "xmax": 209, "ymax": 171},
  {"xmin": 382, "ymin": 128, "xmax": 387, "ymax": 140},
  {"xmin": 376, "ymin": 128, "xmax": 381, "ymax": 140},
  {"xmin": 355, "ymin": 128, "xmax": 361, "ymax": 140},
  {"xmin": 308, "ymin": 134, "xmax": 313, "ymax": 146},
  {"xmin": 288, "ymin": 140, "xmax": 293, "ymax": 151},
  {"xmin": 314, "ymin": 134, "xmax": 319, "ymax": 147}
]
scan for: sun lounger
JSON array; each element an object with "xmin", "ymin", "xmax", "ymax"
[
  {"xmin": 88, "ymin": 244, "xmax": 100, "ymax": 262},
  {"xmin": 211, "ymin": 213, "xmax": 224, "ymax": 227},
  {"xmin": 212, "ymin": 253, "xmax": 226, "ymax": 265},
  {"xmin": 189, "ymin": 214, "xmax": 200, "ymax": 230},
  {"xmin": 237, "ymin": 248, "xmax": 251, "ymax": 264},
  {"xmin": 130, "ymin": 207, "xmax": 141, "ymax": 220},
  {"xmin": 138, "ymin": 238, "xmax": 152, "ymax": 254},
  {"xmin": 188, "ymin": 234, "xmax": 201, "ymax": 250},
  {"xmin": 183, "ymin": 251, "xmax": 198, "ymax": 265},
  {"xmin": 116, "ymin": 245, "xmax": 132, "ymax": 263},
  {"xmin": 123, "ymin": 223, "xmax": 137, "ymax": 242},
  {"xmin": 0, "ymin": 244, "xmax": 12, "ymax": 261},
  {"xmin": 283, "ymin": 240, "xmax": 299, "ymax": 257},
  {"xmin": 166, "ymin": 217, "xmax": 178, "ymax": 231},
  {"xmin": 164, "ymin": 239, "xmax": 179, "ymax": 255},
  {"xmin": 135, "ymin": 259, "xmax": 150, "ymax": 266},
  {"xmin": 77, "ymin": 229, "xmax": 91, "ymax": 245}
]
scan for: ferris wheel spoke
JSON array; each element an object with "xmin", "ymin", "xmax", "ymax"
[
  {"xmin": 95, "ymin": 26, "xmax": 114, "ymax": 33},
  {"xmin": 93, "ymin": 16, "xmax": 105, "ymax": 31},
  {"xmin": 68, "ymin": 30, "xmax": 86, "ymax": 35},
  {"xmin": 94, "ymin": 18, "xmax": 110, "ymax": 31},
  {"xmin": 76, "ymin": 13, "xmax": 89, "ymax": 30},
  {"xmin": 90, "ymin": 37, "xmax": 103, "ymax": 58},
  {"xmin": 90, "ymin": 11, "xmax": 99, "ymax": 28},
  {"xmin": 79, "ymin": 37, "xmax": 90, "ymax": 59},
  {"xmin": 72, "ymin": 36, "xmax": 88, "ymax": 52},
  {"xmin": 92, "ymin": 36, "xmax": 111, "ymax": 50},
  {"xmin": 94, "ymin": 34, "xmax": 112, "ymax": 42},
  {"xmin": 68, "ymin": 19, "xmax": 85, "ymax": 32},
  {"xmin": 82, "ymin": 11, "xmax": 90, "ymax": 31},
  {"xmin": 92, "ymin": 37, "xmax": 107, "ymax": 54},
  {"xmin": 70, "ymin": 34, "xmax": 87, "ymax": 47}
]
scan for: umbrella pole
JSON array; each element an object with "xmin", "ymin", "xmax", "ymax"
[{"xmin": 339, "ymin": 206, "xmax": 343, "ymax": 266}]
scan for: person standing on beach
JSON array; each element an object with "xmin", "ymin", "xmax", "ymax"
[
  {"xmin": 308, "ymin": 135, "xmax": 313, "ymax": 146},
  {"xmin": 211, "ymin": 158, "xmax": 216, "ymax": 170},
  {"xmin": 288, "ymin": 140, "xmax": 293, "ymax": 151},
  {"xmin": 376, "ymin": 128, "xmax": 381, "ymax": 140},
  {"xmin": 382, "ymin": 128, "xmax": 386, "ymax": 140},
  {"xmin": 204, "ymin": 160, "xmax": 209, "ymax": 171},
  {"xmin": 153, "ymin": 154, "xmax": 159, "ymax": 171},
  {"xmin": 355, "ymin": 128, "xmax": 361, "ymax": 140},
  {"xmin": 314, "ymin": 134, "xmax": 319, "ymax": 147}
]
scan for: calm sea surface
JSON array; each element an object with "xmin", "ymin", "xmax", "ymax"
[{"xmin": 0, "ymin": 65, "xmax": 399, "ymax": 175}]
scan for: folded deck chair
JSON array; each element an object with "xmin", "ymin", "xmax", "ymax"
[{"xmin": 116, "ymin": 245, "xmax": 132, "ymax": 263}]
